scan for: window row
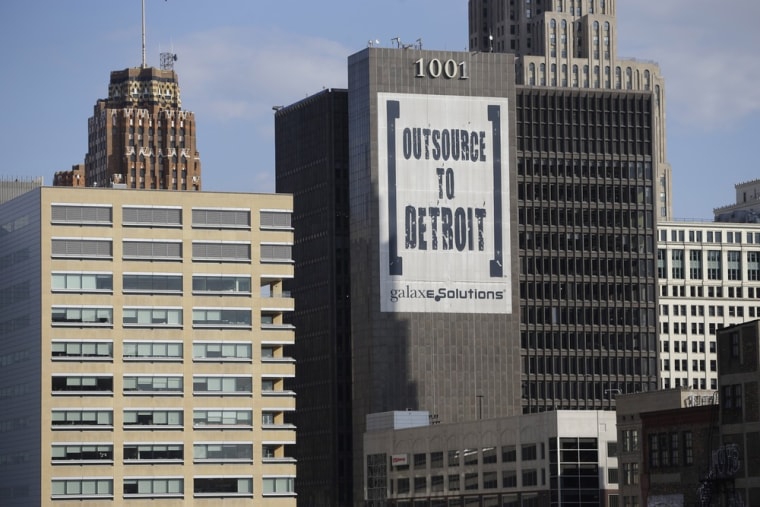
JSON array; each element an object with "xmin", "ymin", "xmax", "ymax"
[
  {"xmin": 52, "ymin": 443, "xmax": 254, "ymax": 463},
  {"xmin": 51, "ymin": 408, "xmax": 290, "ymax": 429},
  {"xmin": 51, "ymin": 239, "xmax": 292, "ymax": 262},
  {"xmin": 392, "ymin": 469, "xmax": 543, "ymax": 495},
  {"xmin": 660, "ymin": 228, "xmax": 760, "ymax": 246},
  {"xmin": 51, "ymin": 375, "xmax": 266, "ymax": 396},
  {"xmin": 52, "ymin": 204, "xmax": 290, "ymax": 230},
  {"xmin": 52, "ymin": 272, "xmax": 268, "ymax": 295},
  {"xmin": 52, "ymin": 340, "xmax": 263, "ymax": 362},
  {"xmin": 657, "ymin": 249, "xmax": 760, "ymax": 281},
  {"xmin": 50, "ymin": 307, "xmax": 285, "ymax": 328},
  {"xmin": 51, "ymin": 477, "xmax": 291, "ymax": 498}
]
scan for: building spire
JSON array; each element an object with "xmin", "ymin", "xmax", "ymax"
[{"xmin": 141, "ymin": 0, "xmax": 146, "ymax": 68}]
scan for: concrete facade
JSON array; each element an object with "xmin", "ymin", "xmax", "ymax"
[
  {"xmin": 0, "ymin": 187, "xmax": 295, "ymax": 506},
  {"xmin": 364, "ymin": 410, "xmax": 619, "ymax": 506}
]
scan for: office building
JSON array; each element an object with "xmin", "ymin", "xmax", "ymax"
[
  {"xmin": 0, "ymin": 186, "xmax": 295, "ymax": 506},
  {"xmin": 656, "ymin": 221, "xmax": 760, "ymax": 391},
  {"xmin": 616, "ymin": 388, "xmax": 718, "ymax": 507},
  {"xmin": 468, "ymin": 0, "xmax": 672, "ymax": 220},
  {"xmin": 274, "ymin": 89, "xmax": 353, "ymax": 506},
  {"xmin": 363, "ymin": 409, "xmax": 619, "ymax": 506},
  {"xmin": 716, "ymin": 320, "xmax": 760, "ymax": 506},
  {"xmin": 52, "ymin": 65, "xmax": 202, "ymax": 190}
]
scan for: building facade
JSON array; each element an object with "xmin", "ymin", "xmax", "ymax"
[
  {"xmin": 468, "ymin": 0, "xmax": 672, "ymax": 221},
  {"xmin": 79, "ymin": 67, "xmax": 201, "ymax": 190},
  {"xmin": 347, "ymin": 47, "xmax": 523, "ymax": 505},
  {"xmin": 657, "ymin": 221, "xmax": 760, "ymax": 391},
  {"xmin": 0, "ymin": 187, "xmax": 295, "ymax": 506},
  {"xmin": 716, "ymin": 320, "xmax": 760, "ymax": 506},
  {"xmin": 364, "ymin": 410, "xmax": 619, "ymax": 507},
  {"xmin": 714, "ymin": 179, "xmax": 760, "ymax": 223},
  {"xmin": 0, "ymin": 176, "xmax": 44, "ymax": 204},
  {"xmin": 616, "ymin": 389, "xmax": 719, "ymax": 507},
  {"xmin": 274, "ymin": 89, "xmax": 354, "ymax": 506}
]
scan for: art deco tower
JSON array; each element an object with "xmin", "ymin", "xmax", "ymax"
[
  {"xmin": 468, "ymin": 0, "xmax": 672, "ymax": 220},
  {"xmin": 84, "ymin": 62, "xmax": 201, "ymax": 190}
]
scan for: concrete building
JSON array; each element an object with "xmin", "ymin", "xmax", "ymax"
[
  {"xmin": 0, "ymin": 186, "xmax": 295, "ymax": 506},
  {"xmin": 656, "ymin": 221, "xmax": 760, "ymax": 391},
  {"xmin": 714, "ymin": 179, "xmax": 760, "ymax": 223},
  {"xmin": 468, "ymin": 0, "xmax": 672, "ymax": 221},
  {"xmin": 716, "ymin": 320, "xmax": 760, "ymax": 506},
  {"xmin": 616, "ymin": 388, "xmax": 718, "ymax": 507},
  {"xmin": 274, "ymin": 89, "xmax": 353, "ymax": 506},
  {"xmin": 363, "ymin": 410, "xmax": 619, "ymax": 506},
  {"xmin": 53, "ymin": 165, "xmax": 86, "ymax": 188}
]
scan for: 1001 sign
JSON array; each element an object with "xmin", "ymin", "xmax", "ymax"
[{"xmin": 414, "ymin": 58, "xmax": 469, "ymax": 80}]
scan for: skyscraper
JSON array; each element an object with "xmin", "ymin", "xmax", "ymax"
[
  {"xmin": 468, "ymin": 0, "xmax": 672, "ymax": 221},
  {"xmin": 82, "ymin": 65, "xmax": 202, "ymax": 190},
  {"xmin": 274, "ymin": 89, "xmax": 354, "ymax": 506}
]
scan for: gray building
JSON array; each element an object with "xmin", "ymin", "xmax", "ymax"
[
  {"xmin": 0, "ymin": 176, "xmax": 43, "ymax": 204},
  {"xmin": 347, "ymin": 48, "xmax": 524, "ymax": 505}
]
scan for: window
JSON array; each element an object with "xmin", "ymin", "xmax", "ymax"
[
  {"xmin": 123, "ymin": 274, "xmax": 182, "ymax": 293},
  {"xmin": 52, "ymin": 306, "xmax": 112, "ymax": 326},
  {"xmin": 51, "ymin": 479, "xmax": 113, "ymax": 498},
  {"xmin": 124, "ymin": 478, "xmax": 183, "ymax": 497},
  {"xmin": 122, "ymin": 206, "xmax": 182, "ymax": 227},
  {"xmin": 193, "ymin": 376, "xmax": 252, "ymax": 395},
  {"xmin": 192, "ymin": 275, "xmax": 251, "ymax": 294},
  {"xmin": 194, "ymin": 443, "xmax": 252, "ymax": 462},
  {"xmin": 502, "ymin": 445, "xmax": 517, "ymax": 462},
  {"xmin": 262, "ymin": 477, "xmax": 295, "ymax": 496},
  {"xmin": 123, "ymin": 376, "xmax": 183, "ymax": 395},
  {"xmin": 414, "ymin": 476, "xmax": 427, "ymax": 492},
  {"xmin": 464, "ymin": 472, "xmax": 478, "ymax": 490},
  {"xmin": 124, "ymin": 410, "xmax": 182, "ymax": 427},
  {"xmin": 448, "ymin": 449, "xmax": 460, "ymax": 467},
  {"xmin": 671, "ymin": 249, "xmax": 684, "ymax": 279},
  {"xmin": 52, "ymin": 204, "xmax": 112, "ymax": 224},
  {"xmin": 52, "ymin": 444, "xmax": 113, "ymax": 463},
  {"xmin": 414, "ymin": 452, "xmax": 427, "ymax": 469},
  {"xmin": 192, "ymin": 208, "xmax": 250, "ymax": 229},
  {"xmin": 657, "ymin": 249, "xmax": 666, "ymax": 278},
  {"xmin": 260, "ymin": 244, "xmax": 293, "ymax": 262},
  {"xmin": 522, "ymin": 469, "xmax": 538, "ymax": 486},
  {"xmin": 727, "ymin": 251, "xmax": 741, "ymax": 280},
  {"xmin": 192, "ymin": 242, "xmax": 251, "ymax": 262},
  {"xmin": 194, "ymin": 477, "xmax": 252, "ymax": 497},
  {"xmin": 502, "ymin": 470, "xmax": 517, "ymax": 488},
  {"xmin": 123, "ymin": 240, "xmax": 182, "ymax": 260},
  {"xmin": 123, "ymin": 307, "xmax": 182, "ymax": 327},
  {"xmin": 123, "ymin": 341, "xmax": 182, "ymax": 361},
  {"xmin": 683, "ymin": 431, "xmax": 693, "ymax": 465},
  {"xmin": 52, "ymin": 409, "xmax": 112, "ymax": 428},
  {"xmin": 431, "ymin": 451, "xmax": 444, "ymax": 468},
  {"xmin": 749, "ymin": 252, "xmax": 760, "ymax": 281},
  {"xmin": 707, "ymin": 250, "xmax": 721, "ymax": 279},
  {"xmin": 622, "ymin": 430, "xmax": 639, "ymax": 452},
  {"xmin": 124, "ymin": 444, "xmax": 183, "ymax": 461},
  {"xmin": 52, "ymin": 272, "xmax": 112, "ymax": 292},
  {"xmin": 483, "ymin": 446, "xmax": 497, "ymax": 464},
  {"xmin": 608, "ymin": 468, "xmax": 619, "ymax": 484},
  {"xmin": 448, "ymin": 474, "xmax": 460, "ymax": 491},
  {"xmin": 260, "ymin": 211, "xmax": 292, "ymax": 229},
  {"xmin": 52, "ymin": 375, "xmax": 112, "ymax": 393},
  {"xmin": 522, "ymin": 444, "xmax": 537, "ymax": 461},
  {"xmin": 193, "ymin": 342, "xmax": 252, "ymax": 361},
  {"xmin": 52, "ymin": 341, "xmax": 112, "ymax": 360},
  {"xmin": 193, "ymin": 409, "xmax": 252, "ymax": 428},
  {"xmin": 623, "ymin": 463, "xmax": 639, "ymax": 485},
  {"xmin": 192, "ymin": 308, "xmax": 251, "ymax": 328}
]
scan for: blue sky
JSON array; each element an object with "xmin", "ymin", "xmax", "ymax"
[{"xmin": 1, "ymin": 0, "xmax": 758, "ymax": 219}]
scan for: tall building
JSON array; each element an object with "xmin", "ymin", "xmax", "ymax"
[
  {"xmin": 714, "ymin": 178, "xmax": 760, "ymax": 223},
  {"xmin": 468, "ymin": 0, "xmax": 672, "ymax": 220},
  {"xmin": 0, "ymin": 187, "xmax": 295, "ymax": 506},
  {"xmin": 274, "ymin": 89, "xmax": 353, "ymax": 506},
  {"xmin": 347, "ymin": 47, "xmax": 523, "ymax": 505},
  {"xmin": 80, "ymin": 65, "xmax": 201, "ymax": 190}
]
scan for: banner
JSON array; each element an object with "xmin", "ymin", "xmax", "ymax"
[{"xmin": 378, "ymin": 93, "xmax": 511, "ymax": 313}]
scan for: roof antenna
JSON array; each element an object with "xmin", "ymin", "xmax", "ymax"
[{"xmin": 141, "ymin": 0, "xmax": 147, "ymax": 68}]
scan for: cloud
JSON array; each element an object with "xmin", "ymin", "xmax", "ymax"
[
  {"xmin": 173, "ymin": 26, "xmax": 349, "ymax": 122},
  {"xmin": 618, "ymin": 0, "xmax": 760, "ymax": 129}
]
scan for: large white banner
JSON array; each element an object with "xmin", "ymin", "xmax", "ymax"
[{"xmin": 378, "ymin": 93, "xmax": 512, "ymax": 313}]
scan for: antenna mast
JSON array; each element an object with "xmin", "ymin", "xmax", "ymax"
[{"xmin": 141, "ymin": 0, "xmax": 147, "ymax": 68}]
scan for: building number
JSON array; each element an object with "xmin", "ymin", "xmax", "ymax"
[{"xmin": 414, "ymin": 58, "xmax": 469, "ymax": 80}]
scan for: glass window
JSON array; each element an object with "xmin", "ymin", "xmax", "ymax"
[
  {"xmin": 262, "ymin": 477, "xmax": 295, "ymax": 495},
  {"xmin": 52, "ymin": 409, "xmax": 113, "ymax": 428},
  {"xmin": 51, "ymin": 479, "xmax": 113, "ymax": 498},
  {"xmin": 193, "ymin": 376, "xmax": 252, "ymax": 394},
  {"xmin": 192, "ymin": 308, "xmax": 251, "ymax": 328},
  {"xmin": 193, "ymin": 342, "xmax": 252, "ymax": 361},
  {"xmin": 194, "ymin": 443, "xmax": 252, "ymax": 462},
  {"xmin": 193, "ymin": 409, "xmax": 252, "ymax": 428},
  {"xmin": 195, "ymin": 477, "xmax": 253, "ymax": 496},
  {"xmin": 52, "ymin": 341, "xmax": 112, "ymax": 360},
  {"xmin": 52, "ymin": 273, "xmax": 112, "ymax": 292},
  {"xmin": 123, "ymin": 274, "xmax": 182, "ymax": 293},
  {"xmin": 192, "ymin": 275, "xmax": 251, "ymax": 294},
  {"xmin": 52, "ymin": 375, "xmax": 112, "ymax": 393},
  {"xmin": 124, "ymin": 478, "xmax": 183, "ymax": 497},
  {"xmin": 124, "ymin": 410, "xmax": 183, "ymax": 427},
  {"xmin": 124, "ymin": 444, "xmax": 183, "ymax": 461},
  {"xmin": 52, "ymin": 444, "xmax": 113, "ymax": 462},
  {"xmin": 123, "ymin": 341, "xmax": 183, "ymax": 361},
  {"xmin": 123, "ymin": 376, "xmax": 183, "ymax": 394},
  {"xmin": 123, "ymin": 308, "xmax": 182, "ymax": 327},
  {"xmin": 52, "ymin": 307, "xmax": 113, "ymax": 326}
]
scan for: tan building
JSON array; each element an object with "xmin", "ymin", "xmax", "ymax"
[
  {"xmin": 53, "ymin": 164, "xmax": 86, "ymax": 188},
  {"xmin": 0, "ymin": 186, "xmax": 295, "ymax": 506},
  {"xmin": 714, "ymin": 179, "xmax": 760, "ymax": 223},
  {"xmin": 468, "ymin": 0, "xmax": 672, "ymax": 220}
]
